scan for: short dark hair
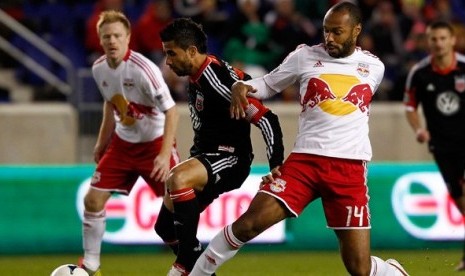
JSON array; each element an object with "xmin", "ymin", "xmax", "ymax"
[
  {"xmin": 329, "ymin": 1, "xmax": 362, "ymax": 26},
  {"xmin": 160, "ymin": 18, "xmax": 208, "ymax": 53},
  {"xmin": 428, "ymin": 20, "xmax": 455, "ymax": 35}
]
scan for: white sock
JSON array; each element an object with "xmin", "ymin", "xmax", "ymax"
[
  {"xmin": 82, "ymin": 209, "xmax": 106, "ymax": 271},
  {"xmin": 191, "ymin": 224, "xmax": 244, "ymax": 276},
  {"xmin": 370, "ymin": 256, "xmax": 403, "ymax": 275}
]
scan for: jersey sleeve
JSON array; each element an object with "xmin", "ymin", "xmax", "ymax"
[
  {"xmin": 403, "ymin": 66, "xmax": 419, "ymax": 111},
  {"xmin": 245, "ymin": 97, "xmax": 284, "ymax": 169},
  {"xmin": 262, "ymin": 46, "xmax": 301, "ymax": 92},
  {"xmin": 140, "ymin": 60, "xmax": 176, "ymax": 112}
]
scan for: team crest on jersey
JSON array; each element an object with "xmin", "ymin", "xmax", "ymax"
[
  {"xmin": 269, "ymin": 178, "xmax": 286, "ymax": 193},
  {"xmin": 123, "ymin": 78, "xmax": 135, "ymax": 90},
  {"xmin": 455, "ymin": 75, "xmax": 465, "ymax": 93},
  {"xmin": 195, "ymin": 92, "xmax": 204, "ymax": 111},
  {"xmin": 356, "ymin": 63, "xmax": 370, "ymax": 77}
]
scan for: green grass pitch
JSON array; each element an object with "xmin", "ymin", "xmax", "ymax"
[{"xmin": 0, "ymin": 249, "xmax": 461, "ymax": 275}]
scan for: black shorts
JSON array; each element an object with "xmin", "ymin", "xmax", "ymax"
[
  {"xmin": 432, "ymin": 151, "xmax": 465, "ymax": 198},
  {"xmin": 194, "ymin": 152, "xmax": 253, "ymax": 211}
]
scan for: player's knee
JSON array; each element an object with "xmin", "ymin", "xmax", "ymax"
[
  {"xmin": 166, "ymin": 167, "xmax": 189, "ymax": 191},
  {"xmin": 83, "ymin": 193, "xmax": 105, "ymax": 212}
]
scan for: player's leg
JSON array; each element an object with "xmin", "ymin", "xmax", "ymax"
[
  {"xmin": 168, "ymin": 152, "xmax": 252, "ymax": 275},
  {"xmin": 335, "ymin": 229, "xmax": 409, "ymax": 276},
  {"xmin": 139, "ymin": 140, "xmax": 180, "ymax": 255},
  {"xmin": 325, "ymin": 157, "xmax": 408, "ymax": 275},
  {"xmin": 454, "ymin": 192, "xmax": 465, "ymax": 271},
  {"xmin": 191, "ymin": 192, "xmax": 289, "ymax": 276},
  {"xmin": 81, "ymin": 136, "xmax": 138, "ymax": 275},
  {"xmin": 432, "ymin": 152, "xmax": 465, "ymax": 271},
  {"xmin": 81, "ymin": 187, "xmax": 111, "ymax": 274},
  {"xmin": 154, "ymin": 193, "xmax": 178, "ymax": 254},
  {"xmin": 167, "ymin": 157, "xmax": 208, "ymax": 275}
]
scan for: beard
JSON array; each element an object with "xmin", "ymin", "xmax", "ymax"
[
  {"xmin": 169, "ymin": 58, "xmax": 193, "ymax": 77},
  {"xmin": 327, "ymin": 35, "xmax": 356, "ymax": 58}
]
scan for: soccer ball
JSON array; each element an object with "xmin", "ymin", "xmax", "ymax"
[{"xmin": 50, "ymin": 264, "xmax": 89, "ymax": 276}]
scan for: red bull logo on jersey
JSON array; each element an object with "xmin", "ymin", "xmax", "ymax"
[
  {"xmin": 392, "ymin": 172, "xmax": 464, "ymax": 240},
  {"xmin": 269, "ymin": 178, "xmax": 287, "ymax": 193},
  {"xmin": 76, "ymin": 175, "xmax": 285, "ymax": 244},
  {"xmin": 302, "ymin": 74, "xmax": 373, "ymax": 115}
]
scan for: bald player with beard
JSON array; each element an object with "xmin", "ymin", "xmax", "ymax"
[{"xmin": 191, "ymin": 2, "xmax": 409, "ymax": 276}]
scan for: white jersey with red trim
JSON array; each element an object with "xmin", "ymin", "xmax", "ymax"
[
  {"xmin": 92, "ymin": 50, "xmax": 175, "ymax": 143},
  {"xmin": 253, "ymin": 44, "xmax": 384, "ymax": 161}
]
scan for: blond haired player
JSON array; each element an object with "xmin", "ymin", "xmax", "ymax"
[{"xmin": 80, "ymin": 10, "xmax": 179, "ymax": 275}]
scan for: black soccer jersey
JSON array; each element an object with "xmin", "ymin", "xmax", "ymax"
[
  {"xmin": 404, "ymin": 53, "xmax": 465, "ymax": 153},
  {"xmin": 187, "ymin": 55, "xmax": 284, "ymax": 168}
]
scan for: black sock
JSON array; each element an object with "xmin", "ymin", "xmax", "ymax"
[
  {"xmin": 154, "ymin": 204, "xmax": 178, "ymax": 255},
  {"xmin": 173, "ymin": 198, "xmax": 201, "ymax": 271}
]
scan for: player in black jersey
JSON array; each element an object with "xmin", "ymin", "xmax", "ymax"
[
  {"xmin": 404, "ymin": 20, "xmax": 465, "ymax": 271},
  {"xmin": 156, "ymin": 18, "xmax": 284, "ymax": 275}
]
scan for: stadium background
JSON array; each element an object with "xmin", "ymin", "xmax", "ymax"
[{"xmin": 0, "ymin": 0, "xmax": 465, "ymax": 274}]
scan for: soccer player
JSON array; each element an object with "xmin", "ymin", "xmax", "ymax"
[
  {"xmin": 191, "ymin": 2, "xmax": 409, "ymax": 275},
  {"xmin": 80, "ymin": 10, "xmax": 179, "ymax": 276},
  {"xmin": 157, "ymin": 18, "xmax": 285, "ymax": 275},
  {"xmin": 404, "ymin": 20, "xmax": 465, "ymax": 272}
]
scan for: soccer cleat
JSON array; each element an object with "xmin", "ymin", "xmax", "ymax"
[
  {"xmin": 386, "ymin": 259, "xmax": 409, "ymax": 276},
  {"xmin": 455, "ymin": 260, "xmax": 465, "ymax": 271},
  {"xmin": 78, "ymin": 257, "xmax": 102, "ymax": 276},
  {"xmin": 167, "ymin": 263, "xmax": 189, "ymax": 276}
]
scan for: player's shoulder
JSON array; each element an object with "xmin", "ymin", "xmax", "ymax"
[
  {"xmin": 354, "ymin": 47, "xmax": 383, "ymax": 65},
  {"xmin": 409, "ymin": 56, "xmax": 432, "ymax": 75},
  {"xmin": 127, "ymin": 50, "xmax": 156, "ymax": 67},
  {"xmin": 291, "ymin": 43, "xmax": 322, "ymax": 56},
  {"xmin": 92, "ymin": 54, "xmax": 107, "ymax": 70},
  {"xmin": 457, "ymin": 52, "xmax": 465, "ymax": 66}
]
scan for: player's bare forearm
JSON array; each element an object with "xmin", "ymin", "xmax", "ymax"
[
  {"xmin": 406, "ymin": 110, "xmax": 429, "ymax": 143},
  {"xmin": 151, "ymin": 106, "xmax": 179, "ymax": 181},
  {"xmin": 94, "ymin": 102, "xmax": 116, "ymax": 162},
  {"xmin": 230, "ymin": 81, "xmax": 256, "ymax": 119}
]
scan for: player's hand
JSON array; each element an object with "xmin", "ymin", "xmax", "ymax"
[
  {"xmin": 260, "ymin": 166, "xmax": 281, "ymax": 188},
  {"xmin": 415, "ymin": 128, "xmax": 430, "ymax": 143},
  {"xmin": 230, "ymin": 82, "xmax": 257, "ymax": 119},
  {"xmin": 93, "ymin": 143, "xmax": 107, "ymax": 163},
  {"xmin": 150, "ymin": 154, "xmax": 170, "ymax": 182}
]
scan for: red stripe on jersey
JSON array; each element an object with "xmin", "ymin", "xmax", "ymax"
[
  {"xmin": 192, "ymin": 56, "xmax": 212, "ymax": 82},
  {"xmin": 130, "ymin": 52, "xmax": 161, "ymax": 89},
  {"xmin": 246, "ymin": 97, "xmax": 269, "ymax": 124}
]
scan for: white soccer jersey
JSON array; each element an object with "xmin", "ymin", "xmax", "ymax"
[
  {"xmin": 92, "ymin": 50, "xmax": 175, "ymax": 143},
  {"xmin": 248, "ymin": 44, "xmax": 385, "ymax": 161}
]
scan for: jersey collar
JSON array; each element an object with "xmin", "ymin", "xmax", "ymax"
[
  {"xmin": 123, "ymin": 49, "xmax": 131, "ymax": 62},
  {"xmin": 191, "ymin": 56, "xmax": 212, "ymax": 82},
  {"xmin": 431, "ymin": 52, "xmax": 458, "ymax": 75}
]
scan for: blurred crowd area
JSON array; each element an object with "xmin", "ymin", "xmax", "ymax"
[{"xmin": 1, "ymin": 0, "xmax": 465, "ymax": 103}]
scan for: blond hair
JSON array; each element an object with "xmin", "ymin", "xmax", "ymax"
[{"xmin": 96, "ymin": 10, "xmax": 131, "ymax": 35}]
